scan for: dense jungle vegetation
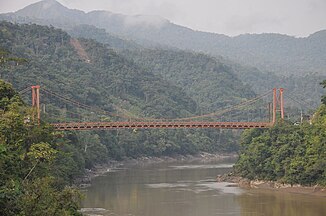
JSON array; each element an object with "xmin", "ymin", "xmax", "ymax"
[
  {"xmin": 67, "ymin": 25, "xmax": 256, "ymax": 114},
  {"xmin": 2, "ymin": 0, "xmax": 325, "ymax": 111},
  {"xmin": 121, "ymin": 49, "xmax": 255, "ymax": 113},
  {"xmin": 3, "ymin": 0, "xmax": 325, "ymax": 112},
  {"xmin": 234, "ymin": 82, "xmax": 326, "ymax": 186},
  {"xmin": 4, "ymin": 0, "xmax": 326, "ymax": 76},
  {"xmin": 0, "ymin": 80, "xmax": 82, "ymax": 215},
  {"xmin": 69, "ymin": 24, "xmax": 324, "ymax": 112},
  {"xmin": 0, "ymin": 21, "xmax": 245, "ymax": 168}
]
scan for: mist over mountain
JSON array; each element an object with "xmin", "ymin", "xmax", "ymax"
[
  {"xmin": 1, "ymin": 0, "xmax": 325, "ymax": 112},
  {"xmin": 2, "ymin": 0, "xmax": 326, "ymax": 76},
  {"xmin": 69, "ymin": 23, "xmax": 324, "ymax": 110}
]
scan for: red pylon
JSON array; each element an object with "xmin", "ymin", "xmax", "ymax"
[{"xmin": 31, "ymin": 85, "xmax": 40, "ymax": 125}]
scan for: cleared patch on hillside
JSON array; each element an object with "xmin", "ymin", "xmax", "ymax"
[{"xmin": 70, "ymin": 38, "xmax": 91, "ymax": 63}]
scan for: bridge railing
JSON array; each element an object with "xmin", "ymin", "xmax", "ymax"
[{"xmin": 51, "ymin": 121, "xmax": 273, "ymax": 131}]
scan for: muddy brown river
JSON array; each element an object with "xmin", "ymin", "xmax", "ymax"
[{"xmin": 81, "ymin": 158, "xmax": 326, "ymax": 216}]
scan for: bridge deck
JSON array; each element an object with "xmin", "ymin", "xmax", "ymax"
[{"xmin": 51, "ymin": 121, "xmax": 273, "ymax": 131}]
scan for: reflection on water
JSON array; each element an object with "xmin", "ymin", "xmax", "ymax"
[
  {"xmin": 82, "ymin": 159, "xmax": 326, "ymax": 216},
  {"xmin": 169, "ymin": 164, "xmax": 234, "ymax": 169},
  {"xmin": 237, "ymin": 190, "xmax": 326, "ymax": 216}
]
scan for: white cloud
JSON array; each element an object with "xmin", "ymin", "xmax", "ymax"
[
  {"xmin": 123, "ymin": 15, "xmax": 168, "ymax": 28},
  {"xmin": 0, "ymin": 0, "xmax": 325, "ymax": 36}
]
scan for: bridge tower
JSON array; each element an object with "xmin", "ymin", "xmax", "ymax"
[
  {"xmin": 280, "ymin": 88, "xmax": 284, "ymax": 119},
  {"xmin": 272, "ymin": 88, "xmax": 284, "ymax": 125},
  {"xmin": 273, "ymin": 88, "xmax": 277, "ymax": 124},
  {"xmin": 31, "ymin": 85, "xmax": 40, "ymax": 125}
]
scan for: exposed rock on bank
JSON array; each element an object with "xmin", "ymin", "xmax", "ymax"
[{"xmin": 216, "ymin": 173, "xmax": 326, "ymax": 197}]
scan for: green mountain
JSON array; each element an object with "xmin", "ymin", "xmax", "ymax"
[
  {"xmin": 2, "ymin": 0, "xmax": 326, "ymax": 76},
  {"xmin": 69, "ymin": 24, "xmax": 323, "ymax": 113},
  {"xmin": 1, "ymin": 21, "xmax": 251, "ymax": 162},
  {"xmin": 0, "ymin": 21, "xmax": 196, "ymax": 119},
  {"xmin": 230, "ymin": 63, "xmax": 325, "ymax": 111},
  {"xmin": 122, "ymin": 49, "xmax": 255, "ymax": 113},
  {"xmin": 67, "ymin": 25, "xmax": 141, "ymax": 50},
  {"xmin": 1, "ymin": 0, "xmax": 325, "ymax": 114}
]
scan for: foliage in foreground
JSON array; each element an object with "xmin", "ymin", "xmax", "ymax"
[
  {"xmin": 0, "ymin": 80, "xmax": 82, "ymax": 215},
  {"xmin": 234, "ymin": 84, "xmax": 326, "ymax": 186}
]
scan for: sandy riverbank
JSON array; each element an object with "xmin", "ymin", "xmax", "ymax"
[{"xmin": 216, "ymin": 173, "xmax": 326, "ymax": 197}]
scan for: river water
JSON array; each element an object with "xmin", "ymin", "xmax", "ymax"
[{"xmin": 81, "ymin": 158, "xmax": 326, "ymax": 216}]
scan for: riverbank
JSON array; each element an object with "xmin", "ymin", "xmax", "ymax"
[
  {"xmin": 76, "ymin": 152, "xmax": 238, "ymax": 187},
  {"xmin": 216, "ymin": 173, "xmax": 326, "ymax": 197}
]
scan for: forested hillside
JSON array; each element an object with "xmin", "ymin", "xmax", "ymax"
[
  {"xmin": 2, "ymin": 0, "xmax": 326, "ymax": 76},
  {"xmin": 0, "ymin": 22, "xmax": 196, "ymax": 118},
  {"xmin": 68, "ymin": 25, "xmax": 141, "ymax": 50},
  {"xmin": 0, "ymin": 21, "xmax": 250, "ymax": 164},
  {"xmin": 122, "ymin": 49, "xmax": 255, "ymax": 113},
  {"xmin": 69, "ymin": 25, "xmax": 266, "ymax": 122},
  {"xmin": 69, "ymin": 24, "xmax": 324, "ymax": 113},
  {"xmin": 230, "ymin": 63, "xmax": 325, "ymax": 110},
  {"xmin": 234, "ymin": 82, "xmax": 326, "ymax": 186},
  {"xmin": 1, "ymin": 0, "xmax": 324, "ymax": 114}
]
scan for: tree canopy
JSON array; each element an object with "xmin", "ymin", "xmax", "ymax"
[
  {"xmin": 0, "ymin": 80, "xmax": 82, "ymax": 215},
  {"xmin": 234, "ymin": 82, "xmax": 326, "ymax": 186}
]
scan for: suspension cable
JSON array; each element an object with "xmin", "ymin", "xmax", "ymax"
[
  {"xmin": 41, "ymin": 88, "xmax": 272, "ymax": 122},
  {"xmin": 18, "ymin": 87, "xmax": 31, "ymax": 95},
  {"xmin": 286, "ymin": 94, "xmax": 315, "ymax": 111},
  {"xmin": 158, "ymin": 89, "xmax": 272, "ymax": 121},
  {"xmin": 41, "ymin": 88, "xmax": 133, "ymax": 119},
  {"xmin": 284, "ymin": 89, "xmax": 316, "ymax": 110}
]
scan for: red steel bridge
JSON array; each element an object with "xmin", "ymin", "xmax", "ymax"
[{"xmin": 24, "ymin": 86, "xmax": 284, "ymax": 131}]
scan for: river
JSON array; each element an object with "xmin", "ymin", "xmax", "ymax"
[{"xmin": 81, "ymin": 158, "xmax": 326, "ymax": 216}]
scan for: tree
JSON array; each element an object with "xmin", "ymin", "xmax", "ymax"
[
  {"xmin": 234, "ymin": 81, "xmax": 326, "ymax": 186},
  {"xmin": 0, "ymin": 48, "xmax": 26, "ymax": 66},
  {"xmin": 321, "ymin": 80, "xmax": 326, "ymax": 105},
  {"xmin": 0, "ymin": 80, "xmax": 82, "ymax": 215}
]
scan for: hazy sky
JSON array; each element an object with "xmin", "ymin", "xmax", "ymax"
[{"xmin": 0, "ymin": 0, "xmax": 326, "ymax": 36}]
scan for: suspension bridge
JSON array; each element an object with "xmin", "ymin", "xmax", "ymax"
[{"xmin": 20, "ymin": 86, "xmax": 285, "ymax": 131}]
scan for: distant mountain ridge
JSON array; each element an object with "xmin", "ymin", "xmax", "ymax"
[
  {"xmin": 2, "ymin": 0, "xmax": 326, "ymax": 75},
  {"xmin": 15, "ymin": 0, "xmax": 82, "ymax": 16},
  {"xmin": 70, "ymin": 23, "xmax": 325, "ymax": 110}
]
